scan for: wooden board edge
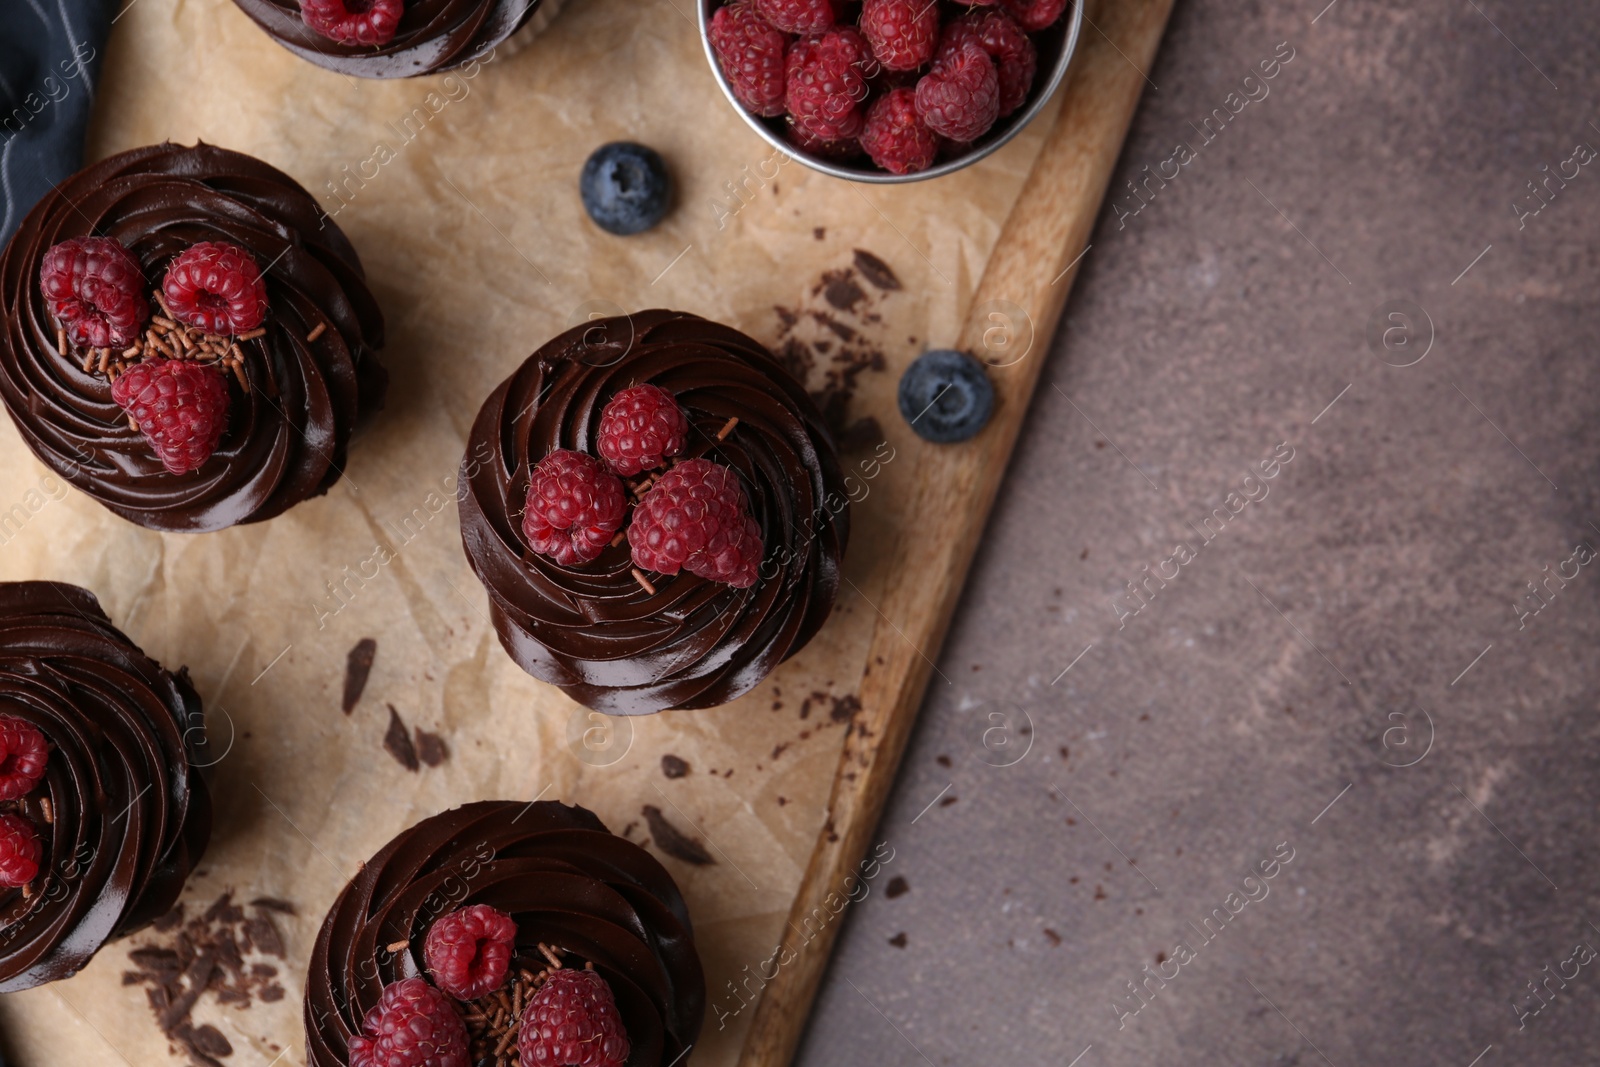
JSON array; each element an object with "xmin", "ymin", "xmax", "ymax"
[{"xmin": 733, "ymin": 1, "xmax": 1178, "ymax": 1063}]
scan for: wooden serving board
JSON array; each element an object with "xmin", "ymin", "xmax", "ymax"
[
  {"xmin": 736, "ymin": 1, "xmax": 1176, "ymax": 1061},
  {"xmin": 0, "ymin": 1, "xmax": 1172, "ymax": 1065}
]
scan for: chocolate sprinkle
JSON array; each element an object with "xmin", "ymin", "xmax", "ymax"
[
  {"xmin": 382, "ymin": 704, "xmax": 418, "ymax": 772},
  {"xmin": 342, "ymin": 638, "xmax": 377, "ymax": 714},
  {"xmin": 641, "ymin": 805, "xmax": 715, "ymax": 866},
  {"xmin": 661, "ymin": 754, "xmax": 690, "ymax": 779}
]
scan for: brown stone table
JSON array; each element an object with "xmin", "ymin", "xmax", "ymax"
[{"xmin": 798, "ymin": 1, "xmax": 1600, "ymax": 1064}]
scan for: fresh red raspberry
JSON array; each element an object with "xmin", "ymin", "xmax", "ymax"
[
  {"xmin": 522, "ymin": 450, "xmax": 627, "ymax": 566},
  {"xmin": 111, "ymin": 360, "xmax": 232, "ymax": 476},
  {"xmin": 424, "ymin": 904, "xmax": 518, "ymax": 1001},
  {"xmin": 630, "ymin": 459, "xmax": 763, "ymax": 589},
  {"xmin": 37, "ymin": 236, "xmax": 149, "ymax": 350},
  {"xmin": 787, "ymin": 120, "xmax": 863, "ymax": 160},
  {"xmin": 301, "ymin": 0, "xmax": 402, "ymax": 45},
  {"xmin": 915, "ymin": 41, "xmax": 1001, "ymax": 142},
  {"xmin": 161, "ymin": 241, "xmax": 268, "ymax": 335},
  {"xmin": 518, "ymin": 969, "xmax": 630, "ymax": 1067},
  {"xmin": 786, "ymin": 28, "xmax": 874, "ymax": 141},
  {"xmin": 861, "ymin": 0, "xmax": 939, "ymax": 72},
  {"xmin": 754, "ymin": 0, "xmax": 833, "ymax": 34},
  {"xmin": 710, "ymin": 3, "xmax": 790, "ymax": 118},
  {"xmin": 597, "ymin": 385, "xmax": 690, "ymax": 477},
  {"xmin": 861, "ymin": 88, "xmax": 939, "ymax": 174},
  {"xmin": 999, "ymin": 0, "xmax": 1068, "ymax": 32},
  {"xmin": 0, "ymin": 814, "xmax": 41, "ymax": 889},
  {"xmin": 349, "ymin": 977, "xmax": 469, "ymax": 1067},
  {"xmin": 940, "ymin": 9, "xmax": 1037, "ymax": 115},
  {"xmin": 0, "ymin": 718, "xmax": 48, "ymax": 802}
]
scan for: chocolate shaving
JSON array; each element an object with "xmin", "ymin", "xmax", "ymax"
[
  {"xmin": 660, "ymin": 754, "xmax": 690, "ymax": 779},
  {"xmin": 641, "ymin": 805, "xmax": 715, "ymax": 866},
  {"xmin": 415, "ymin": 728, "xmax": 449, "ymax": 767},
  {"xmin": 853, "ymin": 249, "xmax": 902, "ymax": 291},
  {"xmin": 249, "ymin": 897, "xmax": 297, "ymax": 915},
  {"xmin": 820, "ymin": 269, "xmax": 866, "ymax": 313},
  {"xmin": 383, "ymin": 704, "xmax": 419, "ymax": 771},
  {"xmin": 343, "ymin": 638, "xmax": 377, "ymax": 714}
]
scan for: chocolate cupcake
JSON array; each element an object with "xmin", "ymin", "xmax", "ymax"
[
  {"xmin": 0, "ymin": 581, "xmax": 211, "ymax": 993},
  {"xmin": 458, "ymin": 309, "xmax": 850, "ymax": 714},
  {"xmin": 0, "ymin": 141, "xmax": 387, "ymax": 533},
  {"xmin": 304, "ymin": 800, "xmax": 703, "ymax": 1067},
  {"xmin": 233, "ymin": 0, "xmax": 560, "ymax": 79}
]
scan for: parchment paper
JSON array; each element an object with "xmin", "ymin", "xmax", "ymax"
[{"xmin": 0, "ymin": 0, "xmax": 1060, "ymax": 1061}]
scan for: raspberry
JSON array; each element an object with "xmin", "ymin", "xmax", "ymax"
[
  {"xmin": 161, "ymin": 241, "xmax": 268, "ymax": 335},
  {"xmin": 786, "ymin": 28, "xmax": 875, "ymax": 141},
  {"xmin": 915, "ymin": 41, "xmax": 1001, "ymax": 142},
  {"xmin": 999, "ymin": 0, "xmax": 1068, "ymax": 32},
  {"xmin": 38, "ymin": 236, "xmax": 150, "ymax": 350},
  {"xmin": 710, "ymin": 3, "xmax": 790, "ymax": 118},
  {"xmin": 111, "ymin": 360, "xmax": 232, "ymax": 475},
  {"xmin": 940, "ymin": 9, "xmax": 1037, "ymax": 115},
  {"xmin": 522, "ymin": 450, "xmax": 627, "ymax": 566},
  {"xmin": 349, "ymin": 977, "xmax": 469, "ymax": 1067},
  {"xmin": 517, "ymin": 969, "xmax": 630, "ymax": 1067},
  {"xmin": 787, "ymin": 120, "xmax": 863, "ymax": 160},
  {"xmin": 0, "ymin": 814, "xmax": 41, "ymax": 889},
  {"xmin": 630, "ymin": 459, "xmax": 763, "ymax": 589},
  {"xmin": 424, "ymin": 904, "xmax": 518, "ymax": 1001},
  {"xmin": 753, "ymin": 0, "xmax": 833, "ymax": 35},
  {"xmin": 861, "ymin": 88, "xmax": 938, "ymax": 174},
  {"xmin": 0, "ymin": 718, "xmax": 48, "ymax": 802},
  {"xmin": 860, "ymin": 0, "xmax": 938, "ymax": 72},
  {"xmin": 597, "ymin": 384, "xmax": 689, "ymax": 477},
  {"xmin": 301, "ymin": 0, "xmax": 402, "ymax": 45}
]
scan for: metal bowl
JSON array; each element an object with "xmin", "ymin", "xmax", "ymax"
[{"xmin": 697, "ymin": 0, "xmax": 1084, "ymax": 184}]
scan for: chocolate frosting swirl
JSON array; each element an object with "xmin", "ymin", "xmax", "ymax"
[
  {"xmin": 459, "ymin": 310, "xmax": 850, "ymax": 714},
  {"xmin": 0, "ymin": 581, "xmax": 211, "ymax": 993},
  {"xmin": 0, "ymin": 141, "xmax": 387, "ymax": 533},
  {"xmin": 304, "ymin": 800, "xmax": 704, "ymax": 1067},
  {"xmin": 233, "ymin": 0, "xmax": 543, "ymax": 78}
]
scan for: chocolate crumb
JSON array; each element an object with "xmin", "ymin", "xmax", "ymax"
[
  {"xmin": 852, "ymin": 249, "xmax": 901, "ymax": 291},
  {"xmin": 814, "ymin": 227, "xmax": 826, "ymax": 240},
  {"xmin": 661, "ymin": 754, "xmax": 690, "ymax": 779},
  {"xmin": 888, "ymin": 932, "xmax": 908, "ymax": 948},
  {"xmin": 829, "ymin": 694, "xmax": 860, "ymax": 723},
  {"xmin": 939, "ymin": 795, "xmax": 958, "ymax": 807},
  {"xmin": 641, "ymin": 805, "xmax": 715, "ymax": 866},
  {"xmin": 415, "ymin": 728, "xmax": 450, "ymax": 767},
  {"xmin": 935, "ymin": 755, "xmax": 952, "ymax": 768},
  {"xmin": 820, "ymin": 270, "xmax": 866, "ymax": 313},
  {"xmin": 343, "ymin": 638, "xmax": 378, "ymax": 714},
  {"xmin": 885, "ymin": 876, "xmax": 909, "ymax": 899},
  {"xmin": 383, "ymin": 704, "xmax": 419, "ymax": 771}
]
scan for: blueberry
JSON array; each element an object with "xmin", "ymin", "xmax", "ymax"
[
  {"xmin": 898, "ymin": 349, "xmax": 995, "ymax": 443},
  {"xmin": 580, "ymin": 142, "xmax": 672, "ymax": 236}
]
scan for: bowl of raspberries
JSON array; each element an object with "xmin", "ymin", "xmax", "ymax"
[{"xmin": 701, "ymin": 0, "xmax": 1082, "ymax": 181}]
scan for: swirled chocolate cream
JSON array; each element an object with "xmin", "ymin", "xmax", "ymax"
[
  {"xmin": 233, "ymin": 0, "xmax": 559, "ymax": 79},
  {"xmin": 304, "ymin": 800, "xmax": 704, "ymax": 1067},
  {"xmin": 0, "ymin": 141, "xmax": 387, "ymax": 533},
  {"xmin": 0, "ymin": 581, "xmax": 211, "ymax": 993},
  {"xmin": 458, "ymin": 309, "xmax": 850, "ymax": 715}
]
